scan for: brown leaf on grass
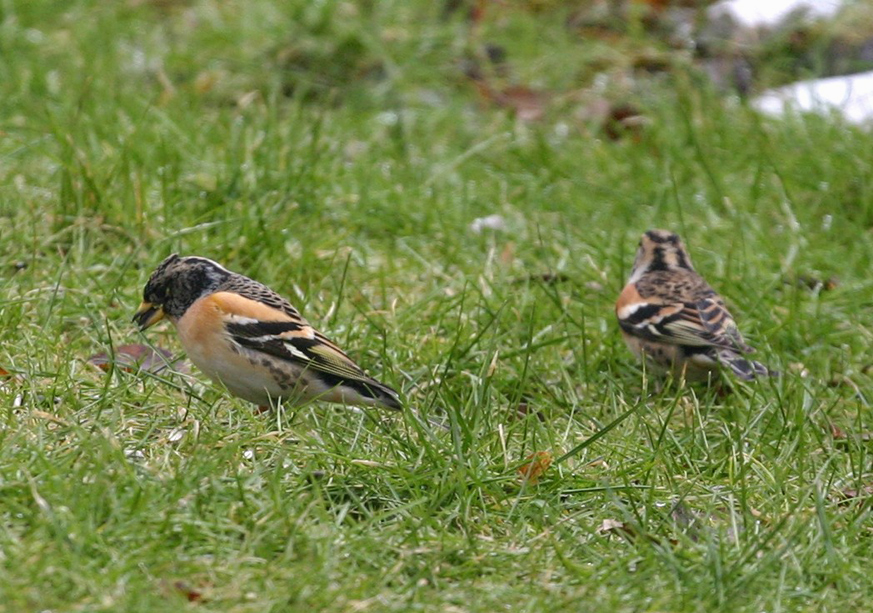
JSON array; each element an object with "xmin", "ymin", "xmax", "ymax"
[
  {"xmin": 158, "ymin": 577, "xmax": 211, "ymax": 602},
  {"xmin": 467, "ymin": 69, "xmax": 549, "ymax": 122},
  {"xmin": 598, "ymin": 518, "xmax": 638, "ymax": 541},
  {"xmin": 461, "ymin": 43, "xmax": 549, "ymax": 122},
  {"xmin": 835, "ymin": 485, "xmax": 873, "ymax": 503},
  {"xmin": 829, "ymin": 423, "xmax": 873, "ymax": 444},
  {"xmin": 578, "ymin": 98, "xmax": 647, "ymax": 141},
  {"xmin": 603, "ymin": 104, "xmax": 647, "ymax": 141},
  {"xmin": 88, "ymin": 344, "xmax": 189, "ymax": 375},
  {"xmin": 0, "ymin": 367, "xmax": 10, "ymax": 378},
  {"xmin": 830, "ymin": 423, "xmax": 848, "ymax": 439},
  {"xmin": 496, "ymin": 85, "xmax": 548, "ymax": 122},
  {"xmin": 172, "ymin": 580, "xmax": 207, "ymax": 603},
  {"xmin": 513, "ymin": 401, "xmax": 546, "ymax": 422},
  {"xmin": 518, "ymin": 451, "xmax": 552, "ymax": 484}
]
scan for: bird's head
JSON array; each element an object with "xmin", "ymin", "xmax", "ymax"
[
  {"xmin": 628, "ymin": 229, "xmax": 695, "ymax": 282},
  {"xmin": 133, "ymin": 254, "xmax": 231, "ymax": 329}
]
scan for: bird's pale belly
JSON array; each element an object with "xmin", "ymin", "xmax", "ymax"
[
  {"xmin": 193, "ymin": 343, "xmax": 291, "ymax": 405},
  {"xmin": 620, "ymin": 331, "xmax": 718, "ymax": 382}
]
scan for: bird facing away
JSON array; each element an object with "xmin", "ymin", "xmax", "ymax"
[
  {"xmin": 133, "ymin": 255, "xmax": 402, "ymax": 411},
  {"xmin": 615, "ymin": 230, "xmax": 773, "ymax": 382}
]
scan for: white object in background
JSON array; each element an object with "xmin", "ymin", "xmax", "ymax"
[
  {"xmin": 709, "ymin": 0, "xmax": 844, "ymax": 29},
  {"xmin": 754, "ymin": 71, "xmax": 873, "ymax": 125},
  {"xmin": 470, "ymin": 214, "xmax": 507, "ymax": 234}
]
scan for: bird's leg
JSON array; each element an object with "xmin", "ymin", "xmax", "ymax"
[{"xmin": 713, "ymin": 379, "xmax": 733, "ymax": 398}]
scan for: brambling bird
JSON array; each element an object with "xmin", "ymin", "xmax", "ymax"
[
  {"xmin": 133, "ymin": 255, "xmax": 402, "ymax": 411},
  {"xmin": 615, "ymin": 230, "xmax": 773, "ymax": 382}
]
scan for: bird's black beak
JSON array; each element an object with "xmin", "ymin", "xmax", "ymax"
[{"xmin": 133, "ymin": 301, "xmax": 165, "ymax": 330}]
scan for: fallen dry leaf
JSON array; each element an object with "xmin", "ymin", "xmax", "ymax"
[
  {"xmin": 465, "ymin": 68, "xmax": 548, "ymax": 122},
  {"xmin": 518, "ymin": 451, "xmax": 552, "ymax": 484},
  {"xmin": 836, "ymin": 485, "xmax": 873, "ymax": 503},
  {"xmin": 830, "ymin": 423, "xmax": 848, "ymax": 440},
  {"xmin": 597, "ymin": 518, "xmax": 638, "ymax": 541},
  {"xmin": 88, "ymin": 344, "xmax": 189, "ymax": 375},
  {"xmin": 603, "ymin": 104, "xmax": 646, "ymax": 141},
  {"xmin": 830, "ymin": 423, "xmax": 873, "ymax": 444},
  {"xmin": 173, "ymin": 580, "xmax": 206, "ymax": 603},
  {"xmin": 577, "ymin": 98, "xmax": 647, "ymax": 142},
  {"xmin": 512, "ymin": 401, "xmax": 546, "ymax": 422},
  {"xmin": 495, "ymin": 85, "xmax": 548, "ymax": 122}
]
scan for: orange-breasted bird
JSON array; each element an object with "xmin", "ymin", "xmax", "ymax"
[{"xmin": 133, "ymin": 255, "xmax": 401, "ymax": 410}]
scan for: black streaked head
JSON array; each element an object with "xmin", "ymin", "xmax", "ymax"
[
  {"xmin": 133, "ymin": 254, "xmax": 232, "ymax": 329},
  {"xmin": 629, "ymin": 229, "xmax": 695, "ymax": 281}
]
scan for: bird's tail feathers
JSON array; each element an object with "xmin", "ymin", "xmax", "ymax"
[
  {"xmin": 360, "ymin": 379, "xmax": 403, "ymax": 411},
  {"xmin": 716, "ymin": 349, "xmax": 776, "ymax": 381}
]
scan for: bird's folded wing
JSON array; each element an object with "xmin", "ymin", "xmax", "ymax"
[
  {"xmin": 618, "ymin": 296, "xmax": 748, "ymax": 352},
  {"xmin": 225, "ymin": 318, "xmax": 372, "ymax": 382}
]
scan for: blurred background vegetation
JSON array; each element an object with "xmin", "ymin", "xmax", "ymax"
[{"xmin": 2, "ymin": 1, "xmax": 873, "ymax": 611}]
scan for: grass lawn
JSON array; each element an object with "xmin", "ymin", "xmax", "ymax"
[{"xmin": 2, "ymin": 1, "xmax": 873, "ymax": 611}]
